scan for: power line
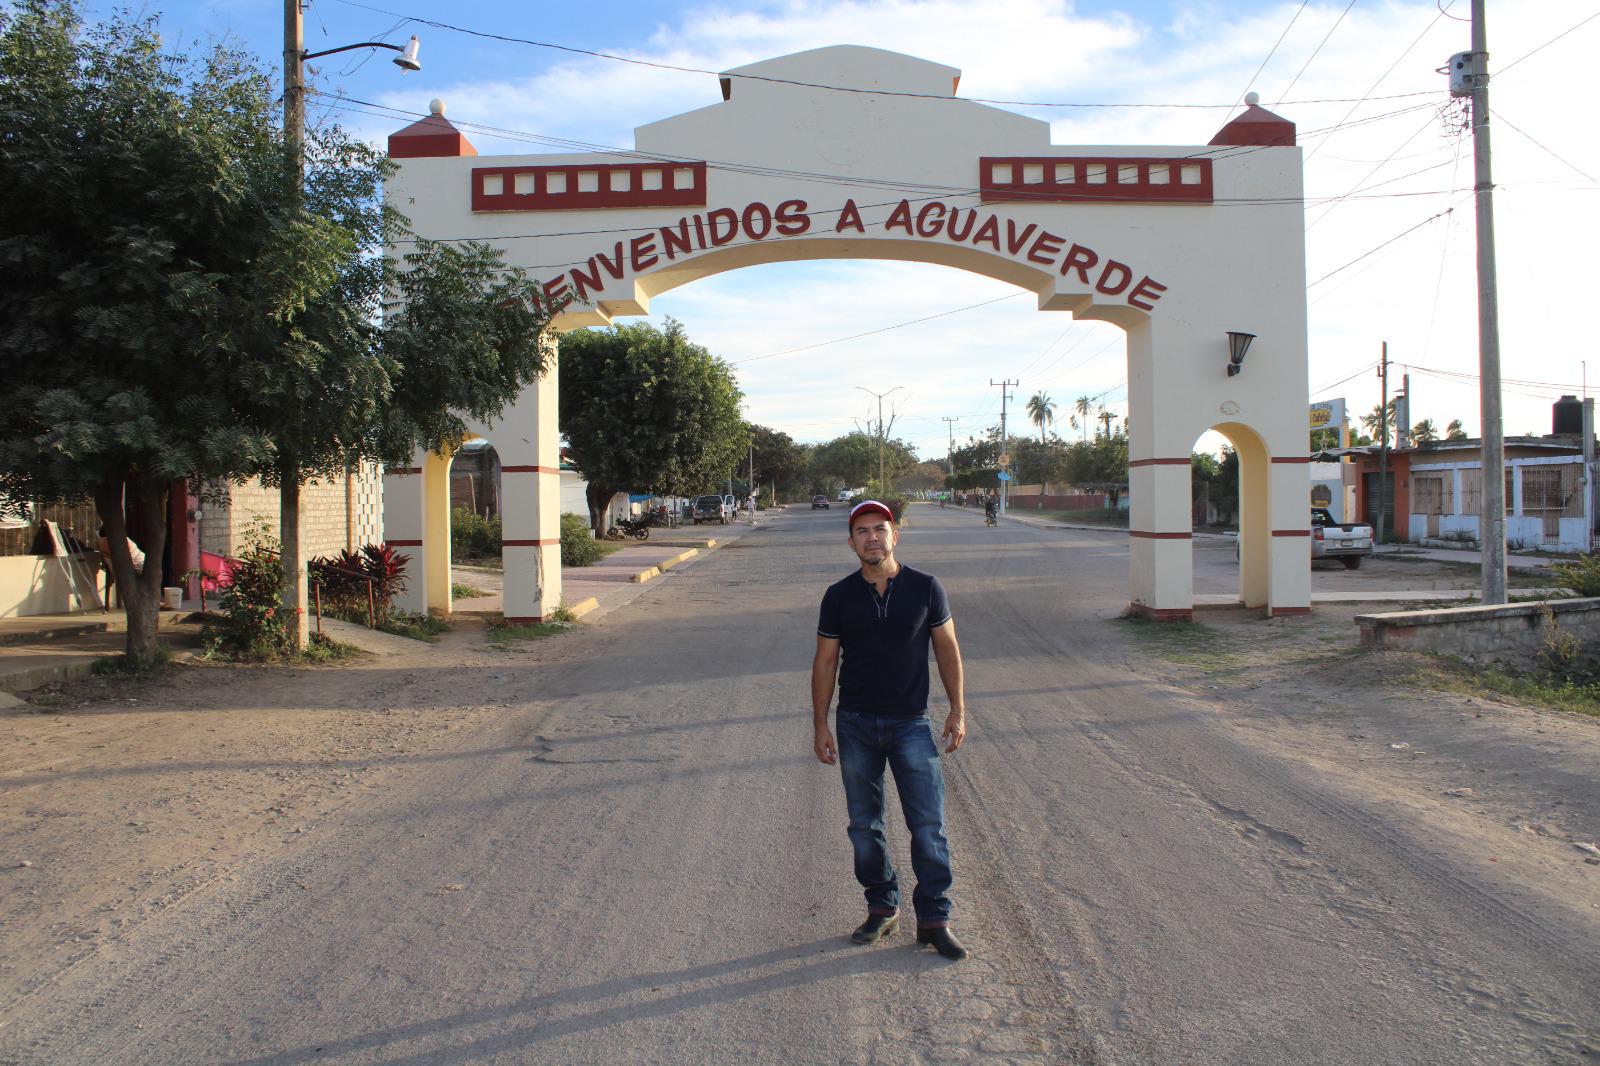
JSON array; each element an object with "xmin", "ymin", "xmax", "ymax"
[
  {"xmin": 1236, "ymin": 0, "xmax": 1309, "ymax": 108},
  {"xmin": 1497, "ymin": 9, "xmax": 1600, "ymax": 76},
  {"xmin": 1490, "ymin": 109, "xmax": 1600, "ymax": 186},
  {"xmin": 1274, "ymin": 0, "xmax": 1359, "ymax": 107},
  {"xmin": 325, "ymin": 0, "xmax": 1438, "ymax": 111},
  {"xmin": 1306, "ymin": 204, "xmax": 1459, "ymax": 287}
]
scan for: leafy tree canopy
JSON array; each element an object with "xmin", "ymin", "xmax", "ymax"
[
  {"xmin": 810, "ymin": 431, "xmax": 916, "ymax": 491},
  {"xmin": 559, "ymin": 319, "xmax": 744, "ymax": 527}
]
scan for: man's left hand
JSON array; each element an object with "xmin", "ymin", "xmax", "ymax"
[{"xmin": 940, "ymin": 710, "xmax": 966, "ymax": 754}]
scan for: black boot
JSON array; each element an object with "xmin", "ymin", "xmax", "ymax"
[
  {"xmin": 917, "ymin": 926, "xmax": 968, "ymax": 960},
  {"xmin": 850, "ymin": 913, "xmax": 899, "ymax": 944}
]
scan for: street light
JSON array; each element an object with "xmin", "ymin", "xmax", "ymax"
[
  {"xmin": 277, "ymin": 2, "xmax": 420, "ymax": 648},
  {"xmin": 855, "ymin": 385, "xmax": 903, "ymax": 491}
]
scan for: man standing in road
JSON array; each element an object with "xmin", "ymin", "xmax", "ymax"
[{"xmin": 812, "ymin": 499, "xmax": 969, "ymax": 961}]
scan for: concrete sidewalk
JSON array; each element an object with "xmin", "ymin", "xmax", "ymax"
[
  {"xmin": 453, "ymin": 515, "xmax": 776, "ymax": 622},
  {"xmin": 0, "ymin": 609, "xmax": 207, "ymax": 702}
]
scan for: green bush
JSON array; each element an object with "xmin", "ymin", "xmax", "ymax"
[
  {"xmin": 1550, "ymin": 553, "xmax": 1600, "ymax": 598},
  {"xmin": 451, "ymin": 506, "xmax": 502, "ymax": 558},
  {"xmin": 561, "ymin": 512, "xmax": 602, "ymax": 567},
  {"xmin": 308, "ymin": 543, "xmax": 411, "ymax": 624},
  {"xmin": 204, "ymin": 520, "xmax": 291, "ymax": 660}
]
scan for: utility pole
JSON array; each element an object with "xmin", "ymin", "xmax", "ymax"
[
  {"xmin": 991, "ymin": 379, "xmax": 1018, "ymax": 515},
  {"xmin": 1377, "ymin": 342, "xmax": 1389, "ymax": 546},
  {"xmin": 1470, "ymin": 0, "xmax": 1507, "ymax": 603},
  {"xmin": 282, "ymin": 0, "xmax": 309, "ymax": 649},
  {"xmin": 942, "ymin": 417, "xmax": 959, "ymax": 480},
  {"xmin": 855, "ymin": 385, "xmax": 902, "ymax": 491}
]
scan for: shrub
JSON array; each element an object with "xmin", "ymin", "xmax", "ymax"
[
  {"xmin": 205, "ymin": 520, "xmax": 291, "ymax": 660},
  {"xmin": 1550, "ymin": 553, "xmax": 1600, "ymax": 598},
  {"xmin": 309, "ymin": 543, "xmax": 411, "ymax": 624},
  {"xmin": 561, "ymin": 512, "xmax": 602, "ymax": 567},
  {"xmin": 451, "ymin": 506, "xmax": 502, "ymax": 559}
]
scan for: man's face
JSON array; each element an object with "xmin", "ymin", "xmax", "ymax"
[{"xmin": 849, "ymin": 516, "xmax": 897, "ymax": 565}]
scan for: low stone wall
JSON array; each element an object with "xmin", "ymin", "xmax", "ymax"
[{"xmin": 1357, "ymin": 597, "xmax": 1600, "ymax": 663}]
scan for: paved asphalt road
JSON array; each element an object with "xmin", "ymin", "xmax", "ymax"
[{"xmin": 5, "ymin": 507, "xmax": 1598, "ymax": 1064}]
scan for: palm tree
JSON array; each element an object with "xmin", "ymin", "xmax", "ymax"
[
  {"xmin": 1446, "ymin": 418, "xmax": 1468, "ymax": 441},
  {"xmin": 1411, "ymin": 418, "xmax": 1438, "ymax": 444},
  {"xmin": 1074, "ymin": 395, "xmax": 1092, "ymax": 441},
  {"xmin": 1026, "ymin": 391, "xmax": 1055, "ymax": 444}
]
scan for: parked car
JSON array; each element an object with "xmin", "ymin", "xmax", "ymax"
[
  {"xmin": 692, "ymin": 494, "xmax": 729, "ymax": 525},
  {"xmin": 1311, "ymin": 507, "xmax": 1373, "ymax": 568},
  {"xmin": 812, "ymin": 494, "xmax": 830, "ymax": 509}
]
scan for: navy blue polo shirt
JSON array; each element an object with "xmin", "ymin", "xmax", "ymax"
[{"xmin": 817, "ymin": 564, "xmax": 951, "ymax": 718}]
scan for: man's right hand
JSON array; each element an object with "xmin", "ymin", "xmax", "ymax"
[{"xmin": 814, "ymin": 728, "xmax": 838, "ymax": 765}]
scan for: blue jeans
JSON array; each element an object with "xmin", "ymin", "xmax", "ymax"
[{"xmin": 836, "ymin": 709, "xmax": 953, "ymax": 926}]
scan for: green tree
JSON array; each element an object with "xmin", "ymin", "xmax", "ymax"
[
  {"xmin": 0, "ymin": 1, "xmax": 336, "ymax": 662},
  {"xmin": 1411, "ymin": 418, "xmax": 1439, "ymax": 444},
  {"xmin": 812, "ymin": 432, "xmax": 916, "ymax": 492},
  {"xmin": 948, "ymin": 429, "xmax": 1001, "ymax": 490},
  {"xmin": 1360, "ymin": 399, "xmax": 1400, "ymax": 448},
  {"xmin": 1026, "ymin": 392, "xmax": 1055, "ymax": 444},
  {"xmin": 1074, "ymin": 395, "xmax": 1093, "ymax": 442},
  {"xmin": 748, "ymin": 423, "xmax": 810, "ymax": 501},
  {"xmin": 1064, "ymin": 432, "xmax": 1130, "ymax": 508},
  {"xmin": 1446, "ymin": 418, "xmax": 1468, "ymax": 441},
  {"xmin": 559, "ymin": 319, "xmax": 744, "ymax": 531}
]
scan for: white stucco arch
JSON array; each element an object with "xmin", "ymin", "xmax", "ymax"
[{"xmin": 383, "ymin": 44, "xmax": 1312, "ymax": 622}]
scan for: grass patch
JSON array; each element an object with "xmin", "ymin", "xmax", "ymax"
[
  {"xmin": 452, "ymin": 583, "xmax": 491, "ymax": 599},
  {"xmin": 1121, "ymin": 615, "xmax": 1240, "ymax": 670},
  {"xmin": 90, "ymin": 646, "xmax": 172, "ymax": 679},
  {"xmin": 1432, "ymin": 660, "xmax": 1600, "ymax": 718},
  {"xmin": 379, "ymin": 610, "xmax": 451, "ymax": 642},
  {"xmin": 1035, "ymin": 509, "xmax": 1129, "ymax": 528},
  {"xmin": 486, "ymin": 603, "xmax": 578, "ymax": 645}
]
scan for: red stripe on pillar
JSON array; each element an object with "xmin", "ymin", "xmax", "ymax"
[
  {"xmin": 1128, "ymin": 457, "xmax": 1191, "ymax": 468},
  {"xmin": 503, "ymin": 615, "xmax": 544, "ymax": 624},
  {"xmin": 1271, "ymin": 529, "xmax": 1311, "ymax": 537},
  {"xmin": 387, "ymin": 539, "xmax": 423, "ymax": 546},
  {"xmin": 1271, "ymin": 456, "xmax": 1311, "ymax": 464},
  {"xmin": 501, "ymin": 539, "xmax": 560, "ymax": 547},
  {"xmin": 501, "ymin": 465, "xmax": 560, "ymax": 474}
]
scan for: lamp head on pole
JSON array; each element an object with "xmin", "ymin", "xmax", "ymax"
[
  {"xmin": 393, "ymin": 35, "xmax": 421, "ymax": 72},
  {"xmin": 1226, "ymin": 331, "xmax": 1255, "ymax": 377}
]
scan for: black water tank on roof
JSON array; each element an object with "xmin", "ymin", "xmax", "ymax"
[{"xmin": 1553, "ymin": 394, "xmax": 1583, "ymax": 435}]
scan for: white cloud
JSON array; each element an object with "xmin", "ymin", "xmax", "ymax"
[{"xmin": 384, "ymin": 0, "xmax": 1599, "ymax": 454}]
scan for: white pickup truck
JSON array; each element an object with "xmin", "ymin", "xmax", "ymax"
[{"xmin": 1311, "ymin": 507, "xmax": 1373, "ymax": 569}]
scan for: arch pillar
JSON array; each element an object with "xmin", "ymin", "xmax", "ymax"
[
  {"xmin": 490, "ymin": 336, "xmax": 562, "ymax": 624},
  {"xmin": 1268, "ymin": 456, "xmax": 1313, "ymax": 614}
]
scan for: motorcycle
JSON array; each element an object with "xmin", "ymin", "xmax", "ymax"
[
  {"xmin": 605, "ymin": 516, "xmax": 651, "ymax": 541},
  {"xmin": 984, "ymin": 507, "xmax": 998, "ymax": 527}
]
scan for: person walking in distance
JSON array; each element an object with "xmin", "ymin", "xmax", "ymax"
[{"xmin": 811, "ymin": 500, "xmax": 969, "ymax": 960}]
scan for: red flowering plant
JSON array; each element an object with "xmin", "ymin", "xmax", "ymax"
[{"xmin": 203, "ymin": 520, "xmax": 292, "ymax": 660}]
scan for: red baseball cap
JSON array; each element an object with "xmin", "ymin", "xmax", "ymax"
[{"xmin": 848, "ymin": 500, "xmax": 894, "ymax": 526}]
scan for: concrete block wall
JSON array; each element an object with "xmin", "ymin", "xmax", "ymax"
[
  {"xmin": 201, "ymin": 463, "xmax": 383, "ymax": 559},
  {"xmin": 1358, "ymin": 598, "xmax": 1600, "ymax": 664}
]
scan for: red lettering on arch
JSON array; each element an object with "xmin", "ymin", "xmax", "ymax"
[
  {"xmin": 970, "ymin": 215, "xmax": 1001, "ymax": 251},
  {"xmin": 946, "ymin": 208, "xmax": 977, "ymax": 242},
  {"xmin": 1060, "ymin": 243, "xmax": 1099, "ymax": 284},
  {"xmin": 542, "ymin": 274, "xmax": 570, "ymax": 307},
  {"xmin": 570, "ymin": 258, "xmax": 605, "ymax": 301},
  {"xmin": 707, "ymin": 208, "xmax": 739, "ymax": 246},
  {"xmin": 595, "ymin": 242, "xmax": 626, "ymax": 281},
  {"xmin": 630, "ymin": 233, "xmax": 659, "ymax": 273},
  {"xmin": 884, "ymin": 199, "xmax": 914, "ymax": 234},
  {"xmin": 1128, "ymin": 275, "xmax": 1169, "ymax": 310},
  {"xmin": 775, "ymin": 199, "xmax": 811, "ymax": 236},
  {"xmin": 1027, "ymin": 231, "xmax": 1064, "ymax": 266},
  {"xmin": 835, "ymin": 199, "xmax": 865, "ymax": 233},
  {"xmin": 661, "ymin": 219, "xmax": 693, "ymax": 259},
  {"xmin": 1095, "ymin": 259, "xmax": 1132, "ymax": 296},
  {"xmin": 741, "ymin": 201, "xmax": 773, "ymax": 241},
  {"xmin": 915, "ymin": 202, "xmax": 947, "ymax": 238},
  {"xmin": 1005, "ymin": 220, "xmax": 1037, "ymax": 256}
]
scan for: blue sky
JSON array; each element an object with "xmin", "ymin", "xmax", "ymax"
[{"xmin": 78, "ymin": 0, "xmax": 1600, "ymax": 458}]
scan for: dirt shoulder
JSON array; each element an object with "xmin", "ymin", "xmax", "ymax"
[
  {"xmin": 1121, "ymin": 600, "xmax": 1600, "ymax": 931},
  {"xmin": 0, "ymin": 619, "xmax": 578, "ymax": 1017}
]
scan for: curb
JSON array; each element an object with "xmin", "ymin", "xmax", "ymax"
[{"xmin": 628, "ymin": 547, "xmax": 702, "ymax": 584}]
